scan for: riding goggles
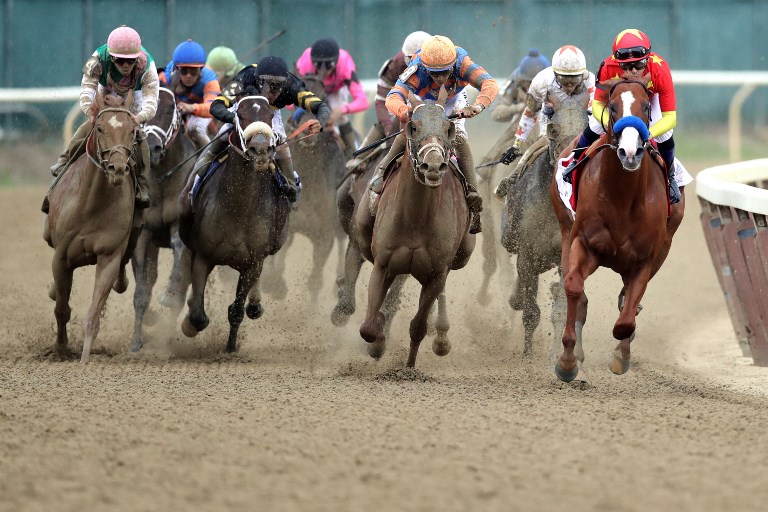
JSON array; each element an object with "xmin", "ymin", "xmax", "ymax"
[
  {"xmin": 112, "ymin": 56, "xmax": 137, "ymax": 66},
  {"xmin": 312, "ymin": 60, "xmax": 336, "ymax": 71},
  {"xmin": 555, "ymin": 74, "xmax": 583, "ymax": 88},
  {"xmin": 618, "ymin": 58, "xmax": 648, "ymax": 71},
  {"xmin": 258, "ymin": 75, "xmax": 287, "ymax": 92},
  {"xmin": 614, "ymin": 46, "xmax": 650, "ymax": 62},
  {"xmin": 176, "ymin": 66, "xmax": 201, "ymax": 76}
]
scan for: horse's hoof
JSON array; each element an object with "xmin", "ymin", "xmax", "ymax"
[
  {"xmin": 190, "ymin": 314, "xmax": 209, "ymax": 333},
  {"xmin": 432, "ymin": 337, "xmax": 451, "ymax": 357},
  {"xmin": 112, "ymin": 276, "xmax": 129, "ymax": 294},
  {"xmin": 159, "ymin": 290, "xmax": 180, "ymax": 309},
  {"xmin": 331, "ymin": 304, "xmax": 352, "ymax": 327},
  {"xmin": 509, "ymin": 293, "xmax": 523, "ymax": 311},
  {"xmin": 367, "ymin": 338, "xmax": 386, "ymax": 359},
  {"xmin": 181, "ymin": 316, "xmax": 199, "ymax": 338},
  {"xmin": 130, "ymin": 340, "xmax": 143, "ymax": 353},
  {"xmin": 555, "ymin": 360, "xmax": 581, "ymax": 383},
  {"xmin": 246, "ymin": 302, "xmax": 263, "ymax": 320},
  {"xmin": 47, "ymin": 282, "xmax": 57, "ymax": 301},
  {"xmin": 608, "ymin": 349, "xmax": 631, "ymax": 375}
]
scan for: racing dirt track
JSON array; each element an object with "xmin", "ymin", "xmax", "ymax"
[{"xmin": 2, "ymin": 159, "xmax": 768, "ymax": 510}]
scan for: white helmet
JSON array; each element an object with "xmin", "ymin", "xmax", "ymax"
[
  {"xmin": 402, "ymin": 31, "xmax": 432, "ymax": 60},
  {"xmin": 551, "ymin": 45, "xmax": 587, "ymax": 76}
]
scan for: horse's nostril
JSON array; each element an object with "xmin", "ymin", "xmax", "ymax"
[
  {"xmin": 617, "ymin": 148, "xmax": 627, "ymax": 159},
  {"xmin": 439, "ymin": 163, "xmax": 448, "ymax": 173},
  {"xmin": 420, "ymin": 163, "xmax": 429, "ymax": 173}
]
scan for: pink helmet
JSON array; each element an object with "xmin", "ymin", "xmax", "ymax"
[{"xmin": 107, "ymin": 26, "xmax": 142, "ymax": 58}]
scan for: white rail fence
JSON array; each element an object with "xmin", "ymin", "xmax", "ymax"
[
  {"xmin": 2, "ymin": 71, "xmax": 768, "ymax": 157},
  {"xmin": 696, "ymin": 158, "xmax": 768, "ymax": 365}
]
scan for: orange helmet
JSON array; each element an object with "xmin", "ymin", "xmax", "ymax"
[
  {"xmin": 612, "ymin": 29, "xmax": 652, "ymax": 63},
  {"xmin": 419, "ymin": 35, "xmax": 457, "ymax": 71}
]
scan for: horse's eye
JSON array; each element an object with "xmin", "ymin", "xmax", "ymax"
[{"xmin": 96, "ymin": 125, "xmax": 104, "ymax": 133}]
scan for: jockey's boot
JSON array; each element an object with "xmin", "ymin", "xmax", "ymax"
[
  {"xmin": 192, "ymin": 135, "xmax": 228, "ymax": 179},
  {"xmin": 455, "ymin": 136, "xmax": 483, "ymax": 234},
  {"xmin": 665, "ymin": 156, "xmax": 681, "ymax": 205},
  {"xmin": 50, "ymin": 120, "xmax": 90, "ymax": 176},
  {"xmin": 338, "ymin": 122, "xmax": 358, "ymax": 162},
  {"xmin": 369, "ymin": 132, "xmax": 406, "ymax": 216},
  {"xmin": 188, "ymin": 127, "xmax": 211, "ymax": 151},
  {"xmin": 346, "ymin": 123, "xmax": 383, "ymax": 171},
  {"xmin": 562, "ymin": 145, "xmax": 587, "ymax": 184},
  {"xmin": 275, "ymin": 152, "xmax": 301, "ymax": 210},
  {"xmin": 134, "ymin": 129, "xmax": 151, "ymax": 209}
]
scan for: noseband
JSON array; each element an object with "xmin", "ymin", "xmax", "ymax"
[
  {"xmin": 606, "ymin": 80, "xmax": 652, "ymax": 146},
  {"xmin": 87, "ymin": 107, "xmax": 137, "ymax": 174},
  {"xmin": 229, "ymin": 96, "xmax": 276, "ymax": 163}
]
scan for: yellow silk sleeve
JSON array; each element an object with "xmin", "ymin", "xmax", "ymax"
[{"xmin": 649, "ymin": 110, "xmax": 677, "ymax": 139}]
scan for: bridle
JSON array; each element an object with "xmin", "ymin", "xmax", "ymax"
[
  {"xmin": 86, "ymin": 107, "xmax": 138, "ymax": 175},
  {"xmin": 406, "ymin": 103, "xmax": 451, "ymax": 186},
  {"xmin": 143, "ymin": 87, "xmax": 180, "ymax": 151},
  {"xmin": 605, "ymin": 79, "xmax": 652, "ymax": 147},
  {"xmin": 228, "ymin": 95, "xmax": 276, "ymax": 163}
]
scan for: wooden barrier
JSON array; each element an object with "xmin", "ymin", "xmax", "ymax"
[{"xmin": 696, "ymin": 159, "xmax": 768, "ymax": 365}]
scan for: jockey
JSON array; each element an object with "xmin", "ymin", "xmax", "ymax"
[
  {"xmin": 563, "ymin": 29, "xmax": 681, "ymax": 203},
  {"xmin": 49, "ymin": 25, "xmax": 158, "ymax": 209},
  {"xmin": 159, "ymin": 40, "xmax": 221, "ymax": 150},
  {"xmin": 189, "ymin": 56, "xmax": 331, "ymax": 208},
  {"xmin": 345, "ymin": 30, "xmax": 431, "ymax": 172},
  {"xmin": 295, "ymin": 38, "xmax": 370, "ymax": 160},
  {"xmin": 491, "ymin": 48, "xmax": 550, "ymax": 123},
  {"xmin": 206, "ymin": 46, "xmax": 245, "ymax": 89},
  {"xmin": 496, "ymin": 45, "xmax": 595, "ymax": 195},
  {"xmin": 374, "ymin": 35, "xmax": 499, "ymax": 234}
]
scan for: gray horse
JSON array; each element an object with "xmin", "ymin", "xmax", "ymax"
[
  {"xmin": 130, "ymin": 87, "xmax": 196, "ymax": 352},
  {"xmin": 500, "ymin": 93, "xmax": 589, "ymax": 356}
]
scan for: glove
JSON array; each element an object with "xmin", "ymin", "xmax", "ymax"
[
  {"xmin": 542, "ymin": 104, "xmax": 555, "ymax": 118},
  {"xmin": 290, "ymin": 107, "xmax": 307, "ymax": 123},
  {"xmin": 500, "ymin": 145, "xmax": 521, "ymax": 165},
  {"xmin": 315, "ymin": 103, "xmax": 331, "ymax": 127},
  {"xmin": 223, "ymin": 111, "xmax": 236, "ymax": 124},
  {"xmin": 395, "ymin": 104, "xmax": 411, "ymax": 124}
]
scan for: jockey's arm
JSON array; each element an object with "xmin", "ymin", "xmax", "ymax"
[
  {"xmin": 342, "ymin": 77, "xmax": 370, "ymax": 114},
  {"xmin": 513, "ymin": 93, "xmax": 540, "ymax": 145},
  {"xmin": 649, "ymin": 110, "xmax": 676, "ymax": 139},
  {"xmin": 79, "ymin": 54, "xmax": 103, "ymax": 115},
  {"xmin": 208, "ymin": 76, "xmax": 243, "ymax": 124},
  {"xmin": 189, "ymin": 76, "xmax": 220, "ymax": 118},
  {"xmin": 135, "ymin": 62, "xmax": 159, "ymax": 124},
  {"xmin": 591, "ymin": 99, "xmax": 609, "ymax": 130},
  {"xmin": 385, "ymin": 84, "xmax": 411, "ymax": 122},
  {"xmin": 459, "ymin": 55, "xmax": 499, "ymax": 109}
]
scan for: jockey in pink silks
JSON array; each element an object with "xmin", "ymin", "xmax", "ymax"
[{"xmin": 295, "ymin": 37, "xmax": 369, "ymax": 160}]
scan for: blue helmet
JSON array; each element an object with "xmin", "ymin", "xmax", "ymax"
[
  {"xmin": 517, "ymin": 48, "xmax": 550, "ymax": 81},
  {"xmin": 173, "ymin": 39, "xmax": 206, "ymax": 67}
]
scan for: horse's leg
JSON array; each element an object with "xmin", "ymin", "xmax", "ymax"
[
  {"xmin": 556, "ymin": 238, "xmax": 598, "ymax": 382},
  {"xmin": 381, "ymin": 274, "xmax": 407, "ymax": 338},
  {"xmin": 81, "ymin": 251, "xmax": 124, "ymax": 363},
  {"xmin": 407, "ymin": 272, "xmax": 448, "ymax": 367},
  {"xmin": 130, "ymin": 230, "xmax": 155, "ymax": 352},
  {"xmin": 609, "ymin": 269, "xmax": 651, "ymax": 375},
  {"xmin": 334, "ymin": 228, "xmax": 346, "ymax": 289},
  {"xmin": 51, "ymin": 255, "xmax": 73, "ymax": 356},
  {"xmin": 308, "ymin": 233, "xmax": 333, "ymax": 303},
  {"xmin": 477, "ymin": 206, "xmax": 497, "ymax": 306},
  {"xmin": 246, "ymin": 277, "xmax": 264, "ymax": 320},
  {"xmin": 519, "ymin": 263, "xmax": 541, "ymax": 359},
  {"xmin": 432, "ymin": 286, "xmax": 451, "ymax": 357},
  {"xmin": 226, "ymin": 263, "xmax": 261, "ymax": 353},
  {"xmin": 360, "ymin": 264, "xmax": 397, "ymax": 359},
  {"xmin": 160, "ymin": 226, "xmax": 191, "ymax": 312},
  {"xmin": 112, "ymin": 262, "xmax": 129, "ymax": 294},
  {"xmin": 182, "ymin": 253, "xmax": 213, "ymax": 337},
  {"xmin": 331, "ymin": 239, "xmax": 365, "ymax": 327}
]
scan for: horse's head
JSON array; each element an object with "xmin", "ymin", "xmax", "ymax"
[
  {"xmin": 144, "ymin": 87, "xmax": 180, "ymax": 166},
  {"xmin": 547, "ymin": 93, "xmax": 590, "ymax": 158},
  {"xmin": 90, "ymin": 94, "xmax": 139, "ymax": 186},
  {"xmin": 405, "ymin": 88, "xmax": 455, "ymax": 188},
  {"xmin": 599, "ymin": 77, "xmax": 652, "ymax": 171},
  {"xmin": 232, "ymin": 96, "xmax": 276, "ymax": 171}
]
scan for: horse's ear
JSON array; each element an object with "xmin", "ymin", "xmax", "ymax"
[
  {"xmin": 437, "ymin": 86, "xmax": 448, "ymax": 106},
  {"xmin": 408, "ymin": 91, "xmax": 423, "ymax": 108}
]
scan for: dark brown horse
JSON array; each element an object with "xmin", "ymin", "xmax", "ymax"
[
  {"xmin": 354, "ymin": 88, "xmax": 476, "ymax": 367},
  {"xmin": 261, "ymin": 74, "xmax": 346, "ymax": 302},
  {"xmin": 130, "ymin": 87, "xmax": 196, "ymax": 351},
  {"xmin": 550, "ymin": 78, "xmax": 685, "ymax": 381},
  {"xmin": 43, "ymin": 94, "xmax": 140, "ymax": 363},
  {"xmin": 502, "ymin": 93, "xmax": 589, "ymax": 356},
  {"xmin": 179, "ymin": 95, "xmax": 290, "ymax": 352}
]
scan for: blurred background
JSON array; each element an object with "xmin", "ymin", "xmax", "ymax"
[{"xmin": 1, "ymin": 0, "xmax": 767, "ymax": 182}]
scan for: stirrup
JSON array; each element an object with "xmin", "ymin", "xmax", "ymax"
[{"xmin": 562, "ymin": 159, "xmax": 578, "ymax": 184}]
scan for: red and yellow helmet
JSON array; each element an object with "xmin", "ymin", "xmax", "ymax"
[
  {"xmin": 420, "ymin": 35, "xmax": 457, "ymax": 72},
  {"xmin": 612, "ymin": 29, "xmax": 652, "ymax": 62}
]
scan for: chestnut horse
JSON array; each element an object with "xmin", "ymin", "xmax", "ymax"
[
  {"xmin": 130, "ymin": 87, "xmax": 196, "ymax": 351},
  {"xmin": 179, "ymin": 96, "xmax": 290, "ymax": 352},
  {"xmin": 43, "ymin": 94, "xmax": 140, "ymax": 363},
  {"xmin": 550, "ymin": 78, "xmax": 685, "ymax": 382},
  {"xmin": 354, "ymin": 88, "xmax": 475, "ymax": 367}
]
